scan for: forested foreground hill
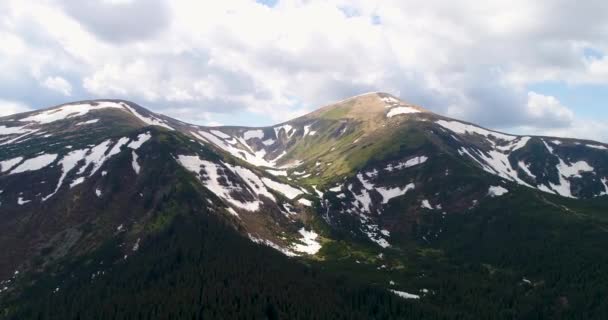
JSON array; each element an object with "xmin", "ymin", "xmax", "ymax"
[{"xmin": 2, "ymin": 93, "xmax": 608, "ymax": 319}]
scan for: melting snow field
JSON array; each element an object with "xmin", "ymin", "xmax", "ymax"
[
  {"xmin": 1, "ymin": 133, "xmax": 154, "ymax": 202},
  {"xmin": 587, "ymin": 144, "xmax": 608, "ymax": 150},
  {"xmin": 120, "ymin": 104, "xmax": 174, "ymax": 131},
  {"xmin": 384, "ymin": 156, "xmax": 428, "ymax": 172},
  {"xmin": 543, "ymin": 159, "xmax": 595, "ymax": 198},
  {"xmin": 131, "ymin": 152, "xmax": 141, "ymax": 174},
  {"xmin": 297, "ymin": 198, "xmax": 312, "ymax": 206},
  {"xmin": 177, "ymin": 155, "xmax": 262, "ymax": 211},
  {"xmin": 449, "ymin": 120, "xmax": 602, "ymax": 199},
  {"xmin": 0, "ymin": 157, "xmax": 24, "ymax": 173},
  {"xmin": 377, "ymin": 183, "xmax": 415, "ymax": 204},
  {"xmin": 243, "ymin": 129, "xmax": 264, "ymax": 140},
  {"xmin": 274, "ymin": 124, "xmax": 296, "ymax": 138},
  {"xmin": 194, "ymin": 130, "xmax": 282, "ymax": 168},
  {"xmin": 262, "ymin": 139, "xmax": 276, "ymax": 146},
  {"xmin": 224, "ymin": 163, "xmax": 276, "ymax": 202},
  {"xmin": 266, "ymin": 169, "xmax": 287, "ymax": 176},
  {"xmin": 19, "ymin": 102, "xmax": 123, "ymax": 124},
  {"xmin": 421, "ymin": 199, "xmax": 434, "ymax": 210},
  {"xmin": 488, "ymin": 186, "xmax": 509, "ymax": 197},
  {"xmin": 261, "ymin": 177, "xmax": 304, "ymax": 199},
  {"xmin": 0, "ymin": 125, "xmax": 32, "ymax": 135},
  {"xmin": 177, "ymin": 154, "xmax": 306, "ymax": 212},
  {"xmin": 75, "ymin": 119, "xmax": 100, "ymax": 126},
  {"xmin": 390, "ymin": 290, "xmax": 421, "ymax": 300},
  {"xmin": 386, "ymin": 106, "xmax": 420, "ymax": 118},
  {"xmin": 10, "ymin": 154, "xmax": 58, "ymax": 174},
  {"xmin": 127, "ymin": 132, "xmax": 152, "ymax": 150},
  {"xmin": 292, "ymin": 228, "xmax": 322, "ymax": 254},
  {"xmin": 518, "ymin": 161, "xmax": 536, "ymax": 179},
  {"xmin": 600, "ymin": 178, "xmax": 608, "ymax": 196},
  {"xmin": 16, "ymin": 101, "xmax": 174, "ymax": 130},
  {"xmin": 43, "ymin": 149, "xmax": 89, "ymax": 201},
  {"xmin": 249, "ymin": 234, "xmax": 298, "ymax": 257},
  {"xmin": 437, "ymin": 120, "xmax": 515, "ymax": 142}
]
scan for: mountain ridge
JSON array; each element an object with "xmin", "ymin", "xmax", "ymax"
[
  {"xmin": 2, "ymin": 92, "xmax": 608, "ymax": 319},
  {"xmin": 3, "ymin": 92, "xmax": 605, "ymax": 146}
]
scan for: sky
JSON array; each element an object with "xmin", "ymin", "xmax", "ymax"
[{"xmin": 1, "ymin": 0, "xmax": 608, "ymax": 142}]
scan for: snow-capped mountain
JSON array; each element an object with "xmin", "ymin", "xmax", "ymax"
[{"xmin": 2, "ymin": 93, "xmax": 608, "ymax": 318}]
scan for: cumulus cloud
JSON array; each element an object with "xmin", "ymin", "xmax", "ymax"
[
  {"xmin": 0, "ymin": 0, "xmax": 607, "ymax": 141},
  {"xmin": 42, "ymin": 76, "xmax": 73, "ymax": 96},
  {"xmin": 0, "ymin": 99, "xmax": 31, "ymax": 117},
  {"xmin": 525, "ymin": 92, "xmax": 574, "ymax": 126},
  {"xmin": 59, "ymin": 0, "xmax": 170, "ymax": 43}
]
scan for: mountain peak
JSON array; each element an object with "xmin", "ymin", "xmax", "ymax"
[
  {"xmin": 305, "ymin": 92, "xmax": 429, "ymax": 121},
  {"xmin": 2, "ymin": 99, "xmax": 175, "ymax": 131}
]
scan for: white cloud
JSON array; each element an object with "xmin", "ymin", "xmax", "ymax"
[
  {"xmin": 525, "ymin": 91, "xmax": 574, "ymax": 126},
  {"xmin": 0, "ymin": 99, "xmax": 31, "ymax": 117},
  {"xmin": 0, "ymin": 0, "xmax": 607, "ymax": 141},
  {"xmin": 42, "ymin": 76, "xmax": 73, "ymax": 96}
]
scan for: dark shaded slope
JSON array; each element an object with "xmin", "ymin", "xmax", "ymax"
[{"xmin": 2, "ymin": 178, "xmax": 434, "ymax": 320}]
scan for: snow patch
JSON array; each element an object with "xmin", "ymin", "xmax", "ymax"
[
  {"xmin": 488, "ymin": 186, "xmax": 509, "ymax": 197},
  {"xmin": 43, "ymin": 149, "xmax": 88, "ymax": 201},
  {"xmin": 19, "ymin": 102, "xmax": 123, "ymax": 124},
  {"xmin": 10, "ymin": 154, "xmax": 58, "ymax": 174},
  {"xmin": 70, "ymin": 177, "xmax": 85, "ymax": 188},
  {"xmin": 261, "ymin": 177, "xmax": 304, "ymax": 199},
  {"xmin": 1, "ymin": 157, "xmax": 24, "ymax": 173},
  {"xmin": 312, "ymin": 185, "xmax": 324, "ymax": 198},
  {"xmin": 386, "ymin": 106, "xmax": 420, "ymax": 117},
  {"xmin": 75, "ymin": 119, "xmax": 99, "ymax": 126},
  {"xmin": 243, "ymin": 129, "xmax": 264, "ymax": 140},
  {"xmin": 377, "ymin": 183, "xmax": 415, "ymax": 204},
  {"xmin": 177, "ymin": 155, "xmax": 262, "ymax": 211},
  {"xmin": 586, "ymin": 144, "xmax": 608, "ymax": 150},
  {"xmin": 292, "ymin": 228, "xmax": 321, "ymax": 254},
  {"xmin": 390, "ymin": 290, "xmax": 420, "ymax": 300},
  {"xmin": 518, "ymin": 161, "xmax": 536, "ymax": 179},
  {"xmin": 544, "ymin": 159, "xmax": 595, "ymax": 198},
  {"xmin": 421, "ymin": 200, "xmax": 433, "ymax": 210},
  {"xmin": 542, "ymin": 140, "xmax": 554, "ymax": 154},
  {"xmin": 120, "ymin": 103, "xmax": 174, "ymax": 131},
  {"xmin": 384, "ymin": 156, "xmax": 428, "ymax": 172},
  {"xmin": 599, "ymin": 178, "xmax": 608, "ymax": 196},
  {"xmin": 0, "ymin": 125, "xmax": 31, "ymax": 135},
  {"xmin": 556, "ymin": 159, "xmax": 594, "ymax": 179},
  {"xmin": 436, "ymin": 120, "xmax": 516, "ymax": 142},
  {"xmin": 262, "ymin": 138, "xmax": 276, "ymax": 146},
  {"xmin": 298, "ymin": 198, "xmax": 313, "ymax": 207},
  {"xmin": 266, "ymin": 169, "xmax": 287, "ymax": 176},
  {"xmin": 210, "ymin": 129, "xmax": 231, "ymax": 139},
  {"xmin": 249, "ymin": 235, "xmax": 297, "ymax": 257},
  {"xmin": 274, "ymin": 124, "xmax": 295, "ymax": 138},
  {"xmin": 131, "ymin": 152, "xmax": 141, "ymax": 174},
  {"xmin": 224, "ymin": 163, "xmax": 276, "ymax": 202},
  {"xmin": 496, "ymin": 136, "xmax": 531, "ymax": 152},
  {"xmin": 127, "ymin": 132, "xmax": 152, "ymax": 150},
  {"xmin": 195, "ymin": 130, "xmax": 281, "ymax": 168}
]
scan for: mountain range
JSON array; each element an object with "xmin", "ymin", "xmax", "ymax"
[{"xmin": 1, "ymin": 92, "xmax": 608, "ymax": 319}]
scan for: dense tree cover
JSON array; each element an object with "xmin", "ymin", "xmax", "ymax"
[
  {"xmin": 423, "ymin": 191, "xmax": 608, "ymax": 319},
  {"xmin": 2, "ymin": 209, "xmax": 437, "ymax": 320}
]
